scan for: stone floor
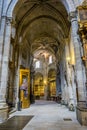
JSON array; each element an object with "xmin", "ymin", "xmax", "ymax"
[
  {"xmin": 0, "ymin": 116, "xmax": 33, "ymax": 130},
  {"xmin": 10, "ymin": 100, "xmax": 87, "ymax": 130}
]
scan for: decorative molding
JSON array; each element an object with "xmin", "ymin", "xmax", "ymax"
[
  {"xmin": 82, "ymin": 0, "xmax": 87, "ymax": 6},
  {"xmin": 6, "ymin": 17, "xmax": 12, "ymax": 25}
]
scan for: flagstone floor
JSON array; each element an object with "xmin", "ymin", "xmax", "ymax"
[{"xmin": 10, "ymin": 100, "xmax": 87, "ymax": 130}]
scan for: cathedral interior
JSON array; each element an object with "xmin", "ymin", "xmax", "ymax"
[{"xmin": 0, "ymin": 0, "xmax": 87, "ymax": 128}]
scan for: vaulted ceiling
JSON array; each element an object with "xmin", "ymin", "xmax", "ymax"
[{"xmin": 13, "ymin": 0, "xmax": 70, "ymax": 59}]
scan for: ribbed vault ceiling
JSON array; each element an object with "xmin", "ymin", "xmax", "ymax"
[{"xmin": 13, "ymin": 0, "xmax": 70, "ymax": 59}]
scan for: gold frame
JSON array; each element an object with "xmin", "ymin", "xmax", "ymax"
[
  {"xmin": 77, "ymin": 6, "xmax": 87, "ymax": 24},
  {"xmin": 19, "ymin": 69, "xmax": 30, "ymax": 108}
]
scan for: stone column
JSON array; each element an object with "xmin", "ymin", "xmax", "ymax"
[
  {"xmin": 0, "ymin": 17, "xmax": 11, "ymax": 122},
  {"xmin": 56, "ymin": 64, "xmax": 61, "ymax": 96},
  {"xmin": 14, "ymin": 46, "xmax": 21, "ymax": 109},
  {"xmin": 65, "ymin": 40, "xmax": 75, "ymax": 109},
  {"xmin": 0, "ymin": 0, "xmax": 3, "ymax": 20},
  {"xmin": 0, "ymin": 16, "xmax": 7, "ymax": 81},
  {"xmin": 14, "ymin": 66, "xmax": 20, "ymax": 109},
  {"xmin": 8, "ymin": 43, "xmax": 16, "ymax": 106},
  {"xmin": 44, "ymin": 57, "xmax": 48, "ymax": 100},
  {"xmin": 69, "ymin": 35, "xmax": 77, "ymax": 106},
  {"xmin": 60, "ymin": 55, "xmax": 68, "ymax": 105},
  {"xmin": 71, "ymin": 66, "xmax": 77, "ymax": 106},
  {"xmin": 69, "ymin": 12, "xmax": 85, "ymax": 102},
  {"xmin": 30, "ymin": 55, "xmax": 35, "ymax": 103}
]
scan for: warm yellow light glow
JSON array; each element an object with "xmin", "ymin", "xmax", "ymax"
[
  {"xmin": 71, "ymin": 55, "xmax": 75, "ymax": 65},
  {"xmin": 44, "ymin": 79, "xmax": 47, "ymax": 85},
  {"xmin": 85, "ymin": 44, "xmax": 87, "ymax": 49},
  {"xmin": 44, "ymin": 53, "xmax": 48, "ymax": 59},
  {"xmin": 71, "ymin": 48, "xmax": 75, "ymax": 65},
  {"xmin": 66, "ymin": 57, "xmax": 70, "ymax": 61},
  {"xmin": 34, "ymin": 58, "xmax": 37, "ymax": 61}
]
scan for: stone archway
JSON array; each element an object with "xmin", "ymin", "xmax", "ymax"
[
  {"xmin": 6, "ymin": 0, "xmax": 75, "ymax": 18},
  {"xmin": 0, "ymin": 0, "xmax": 76, "ymax": 119},
  {"xmin": 9, "ymin": 0, "xmax": 71, "ymax": 107},
  {"xmin": 48, "ymin": 69, "xmax": 56, "ymax": 100}
]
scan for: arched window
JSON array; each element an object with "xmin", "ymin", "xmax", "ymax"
[
  {"xmin": 49, "ymin": 56, "xmax": 52, "ymax": 64},
  {"xmin": 35, "ymin": 61, "xmax": 40, "ymax": 68}
]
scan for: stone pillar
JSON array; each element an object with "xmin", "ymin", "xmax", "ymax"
[
  {"xmin": 56, "ymin": 65, "xmax": 61, "ymax": 96},
  {"xmin": 69, "ymin": 12, "xmax": 85, "ymax": 102},
  {"xmin": 71, "ymin": 66, "xmax": 77, "ymax": 106},
  {"xmin": 44, "ymin": 58, "xmax": 48, "ymax": 100},
  {"xmin": 30, "ymin": 55, "xmax": 35, "ymax": 103},
  {"xmin": 14, "ymin": 66, "xmax": 20, "ymax": 109},
  {"xmin": 65, "ymin": 40, "xmax": 75, "ymax": 109},
  {"xmin": 56, "ymin": 73, "xmax": 60, "ymax": 96},
  {"xmin": 0, "ymin": 17, "xmax": 12, "ymax": 122},
  {"xmin": 60, "ymin": 55, "xmax": 68, "ymax": 105},
  {"xmin": 8, "ymin": 43, "xmax": 16, "ymax": 106},
  {"xmin": 0, "ymin": 0, "xmax": 3, "ymax": 20},
  {"xmin": 0, "ymin": 16, "xmax": 7, "ymax": 80},
  {"xmin": 69, "ymin": 35, "xmax": 77, "ymax": 106},
  {"xmin": 14, "ymin": 46, "xmax": 21, "ymax": 109}
]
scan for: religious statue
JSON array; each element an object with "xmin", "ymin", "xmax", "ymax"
[{"xmin": 20, "ymin": 78, "xmax": 28, "ymax": 98}]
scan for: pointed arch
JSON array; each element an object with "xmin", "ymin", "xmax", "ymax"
[
  {"xmin": 6, "ymin": 0, "xmax": 18, "ymax": 17},
  {"xmin": 6, "ymin": 0, "xmax": 75, "ymax": 18}
]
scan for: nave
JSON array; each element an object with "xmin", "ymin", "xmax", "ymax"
[{"xmin": 0, "ymin": 0, "xmax": 87, "ymax": 126}]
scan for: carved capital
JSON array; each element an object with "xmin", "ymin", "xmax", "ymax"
[
  {"xmin": 68, "ymin": 11, "xmax": 77, "ymax": 22},
  {"xmin": 6, "ymin": 17, "xmax": 12, "ymax": 25}
]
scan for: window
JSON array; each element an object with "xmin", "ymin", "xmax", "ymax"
[
  {"xmin": 49, "ymin": 56, "xmax": 52, "ymax": 64},
  {"xmin": 35, "ymin": 61, "xmax": 40, "ymax": 68}
]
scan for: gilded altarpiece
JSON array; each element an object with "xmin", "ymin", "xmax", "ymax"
[
  {"xmin": 19, "ymin": 69, "xmax": 30, "ymax": 108},
  {"xmin": 50, "ymin": 81, "xmax": 56, "ymax": 97}
]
